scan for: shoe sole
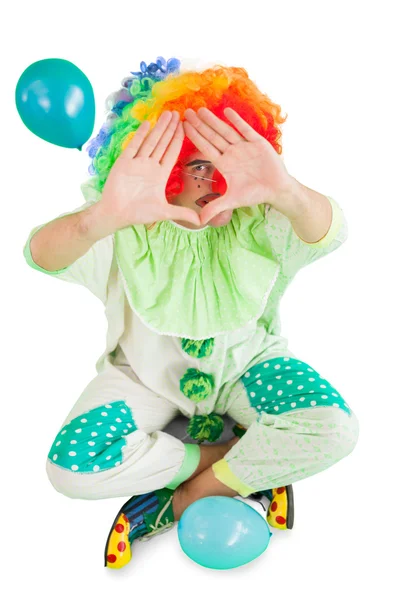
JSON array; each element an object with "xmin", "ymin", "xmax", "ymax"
[
  {"xmin": 286, "ymin": 484, "xmax": 294, "ymax": 529},
  {"xmin": 251, "ymin": 485, "xmax": 294, "ymax": 530},
  {"xmin": 104, "ymin": 495, "xmax": 138, "ymax": 568}
]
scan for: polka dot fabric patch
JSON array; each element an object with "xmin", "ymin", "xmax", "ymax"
[
  {"xmin": 241, "ymin": 357, "xmax": 351, "ymax": 416},
  {"xmin": 48, "ymin": 401, "xmax": 137, "ymax": 473}
]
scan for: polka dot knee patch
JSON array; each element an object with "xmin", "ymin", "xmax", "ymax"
[
  {"xmin": 241, "ymin": 357, "xmax": 351, "ymax": 416},
  {"xmin": 48, "ymin": 401, "xmax": 137, "ymax": 473}
]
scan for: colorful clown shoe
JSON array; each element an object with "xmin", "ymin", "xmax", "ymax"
[
  {"xmin": 105, "ymin": 488, "xmax": 175, "ymax": 569},
  {"xmin": 265, "ymin": 485, "xmax": 294, "ymax": 530},
  {"xmin": 232, "ymin": 423, "xmax": 295, "ymax": 530}
]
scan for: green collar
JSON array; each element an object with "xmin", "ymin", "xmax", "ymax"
[{"xmin": 115, "ymin": 205, "xmax": 280, "ymax": 339}]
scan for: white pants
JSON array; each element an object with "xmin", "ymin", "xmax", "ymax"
[{"xmin": 46, "ymin": 357, "xmax": 359, "ymax": 500}]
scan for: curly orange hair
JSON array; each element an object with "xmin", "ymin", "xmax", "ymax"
[
  {"xmin": 121, "ymin": 66, "xmax": 287, "ymax": 200},
  {"xmin": 87, "ymin": 60, "xmax": 288, "ymax": 224}
]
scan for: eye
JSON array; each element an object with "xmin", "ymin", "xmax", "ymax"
[{"xmin": 193, "ymin": 164, "xmax": 212, "ymax": 173}]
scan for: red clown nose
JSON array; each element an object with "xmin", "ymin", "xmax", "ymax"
[{"xmin": 212, "ymin": 169, "xmax": 227, "ymax": 196}]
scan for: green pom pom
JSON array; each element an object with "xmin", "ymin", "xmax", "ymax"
[
  {"xmin": 181, "ymin": 338, "xmax": 215, "ymax": 358},
  {"xmin": 180, "ymin": 368, "xmax": 214, "ymax": 402},
  {"xmin": 187, "ymin": 413, "xmax": 224, "ymax": 443}
]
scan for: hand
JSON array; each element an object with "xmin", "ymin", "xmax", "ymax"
[
  {"xmin": 183, "ymin": 107, "xmax": 296, "ymax": 225},
  {"xmin": 94, "ymin": 111, "xmax": 201, "ymax": 231}
]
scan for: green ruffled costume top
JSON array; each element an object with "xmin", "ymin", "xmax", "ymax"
[
  {"xmin": 114, "ymin": 204, "xmax": 280, "ymax": 341},
  {"xmin": 114, "ymin": 203, "xmax": 281, "ymax": 443}
]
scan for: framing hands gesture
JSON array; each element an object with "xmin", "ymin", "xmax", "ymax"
[{"xmin": 183, "ymin": 106, "xmax": 295, "ymax": 225}]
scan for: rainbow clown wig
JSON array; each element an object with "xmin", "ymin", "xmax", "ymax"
[{"xmin": 86, "ymin": 56, "xmax": 287, "ymax": 202}]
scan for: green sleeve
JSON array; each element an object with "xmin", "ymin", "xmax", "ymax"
[
  {"xmin": 22, "ymin": 178, "xmax": 114, "ymax": 304},
  {"xmin": 283, "ymin": 195, "xmax": 348, "ymax": 270}
]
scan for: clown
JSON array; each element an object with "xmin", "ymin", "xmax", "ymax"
[{"xmin": 23, "ymin": 56, "xmax": 359, "ymax": 570}]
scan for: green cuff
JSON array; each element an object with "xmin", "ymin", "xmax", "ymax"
[
  {"xmin": 165, "ymin": 443, "xmax": 201, "ymax": 490},
  {"xmin": 297, "ymin": 195, "xmax": 343, "ymax": 248},
  {"xmin": 212, "ymin": 458, "xmax": 256, "ymax": 497},
  {"xmin": 23, "ymin": 224, "xmax": 69, "ymax": 275}
]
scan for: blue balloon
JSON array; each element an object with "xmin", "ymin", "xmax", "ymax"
[
  {"xmin": 178, "ymin": 497, "xmax": 272, "ymax": 570},
  {"xmin": 15, "ymin": 58, "xmax": 95, "ymax": 151}
]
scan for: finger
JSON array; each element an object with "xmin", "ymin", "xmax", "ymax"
[
  {"xmin": 151, "ymin": 111, "xmax": 180, "ymax": 162},
  {"xmin": 199, "ymin": 195, "xmax": 235, "ymax": 224},
  {"xmin": 120, "ymin": 120, "xmax": 151, "ymax": 159},
  {"xmin": 136, "ymin": 111, "xmax": 173, "ymax": 158},
  {"xmin": 160, "ymin": 121, "xmax": 185, "ymax": 170},
  {"xmin": 182, "ymin": 121, "xmax": 221, "ymax": 163},
  {"xmin": 164, "ymin": 205, "xmax": 202, "ymax": 227},
  {"xmin": 196, "ymin": 107, "xmax": 243, "ymax": 144},
  {"xmin": 223, "ymin": 107, "xmax": 264, "ymax": 142},
  {"xmin": 184, "ymin": 109, "xmax": 230, "ymax": 153}
]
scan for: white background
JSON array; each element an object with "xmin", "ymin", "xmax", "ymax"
[{"xmin": 3, "ymin": 0, "xmax": 399, "ymax": 598}]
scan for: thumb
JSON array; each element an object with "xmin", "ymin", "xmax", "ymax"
[
  {"xmin": 199, "ymin": 194, "xmax": 234, "ymax": 225},
  {"xmin": 165, "ymin": 205, "xmax": 202, "ymax": 227}
]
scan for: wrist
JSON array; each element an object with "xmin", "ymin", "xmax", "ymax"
[
  {"xmin": 79, "ymin": 202, "xmax": 120, "ymax": 243},
  {"xmin": 271, "ymin": 177, "xmax": 311, "ymax": 221},
  {"xmin": 284, "ymin": 179, "xmax": 334, "ymax": 244}
]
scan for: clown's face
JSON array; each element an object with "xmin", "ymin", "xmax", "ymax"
[{"xmin": 171, "ymin": 151, "xmax": 233, "ymax": 229}]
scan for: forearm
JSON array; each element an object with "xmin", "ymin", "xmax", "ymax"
[
  {"xmin": 30, "ymin": 203, "xmax": 116, "ymax": 272},
  {"xmin": 275, "ymin": 177, "xmax": 333, "ymax": 244}
]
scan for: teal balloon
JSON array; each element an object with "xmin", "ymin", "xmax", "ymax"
[
  {"xmin": 177, "ymin": 497, "xmax": 271, "ymax": 570},
  {"xmin": 15, "ymin": 58, "xmax": 95, "ymax": 150}
]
